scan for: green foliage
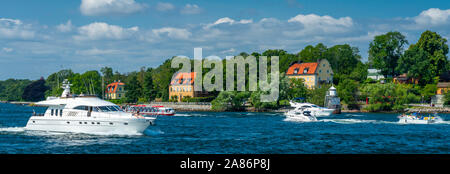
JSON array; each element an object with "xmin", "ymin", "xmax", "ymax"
[
  {"xmin": 68, "ymin": 70, "xmax": 102, "ymax": 96},
  {"xmin": 369, "ymin": 31, "xmax": 408, "ymax": 77},
  {"xmin": 211, "ymin": 91, "xmax": 250, "ymax": 111},
  {"xmin": 0, "ymin": 79, "xmax": 32, "ymax": 101},
  {"xmin": 420, "ymin": 84, "xmax": 437, "ymax": 102},
  {"xmin": 125, "ymin": 75, "xmax": 142, "ymax": 103},
  {"xmin": 306, "ymin": 84, "xmax": 330, "ymax": 106},
  {"xmin": 250, "ymin": 90, "xmax": 278, "ymax": 110},
  {"xmin": 360, "ymin": 83, "xmax": 420, "ymax": 112},
  {"xmin": 22, "ymin": 78, "xmax": 49, "ymax": 102},
  {"xmin": 142, "ymin": 68, "xmax": 156, "ymax": 102},
  {"xmin": 152, "ymin": 58, "xmax": 179, "ymax": 101},
  {"xmin": 337, "ymin": 79, "xmax": 358, "ymax": 107},
  {"xmin": 297, "ymin": 43, "xmax": 327, "ymax": 62},
  {"xmin": 445, "ymin": 91, "xmax": 450, "ymax": 106},
  {"xmin": 397, "ymin": 30, "xmax": 448, "ymax": 86},
  {"xmin": 45, "ymin": 69, "xmax": 75, "ymax": 97},
  {"xmin": 285, "ymin": 78, "xmax": 308, "ymax": 100}
]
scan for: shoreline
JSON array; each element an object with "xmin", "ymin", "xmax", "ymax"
[{"xmin": 2, "ymin": 101, "xmax": 449, "ymax": 114}]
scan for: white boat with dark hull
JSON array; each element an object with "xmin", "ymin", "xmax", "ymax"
[
  {"xmin": 284, "ymin": 108, "xmax": 318, "ymax": 122},
  {"xmin": 25, "ymin": 80, "xmax": 155, "ymax": 135},
  {"xmin": 289, "ymin": 101, "xmax": 334, "ymax": 117}
]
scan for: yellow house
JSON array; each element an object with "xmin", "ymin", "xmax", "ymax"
[
  {"xmin": 437, "ymin": 82, "xmax": 450, "ymax": 95},
  {"xmin": 169, "ymin": 72, "xmax": 209, "ymax": 102},
  {"xmin": 286, "ymin": 59, "xmax": 333, "ymax": 89},
  {"xmin": 105, "ymin": 81, "xmax": 126, "ymax": 100}
]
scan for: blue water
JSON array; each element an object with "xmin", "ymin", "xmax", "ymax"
[{"xmin": 0, "ymin": 103, "xmax": 449, "ymax": 154}]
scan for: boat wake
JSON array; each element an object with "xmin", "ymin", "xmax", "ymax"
[
  {"xmin": 283, "ymin": 117, "xmax": 317, "ymax": 123},
  {"xmin": 320, "ymin": 119, "xmax": 397, "ymax": 124},
  {"xmin": 174, "ymin": 113, "xmax": 192, "ymax": 117},
  {"xmin": 0, "ymin": 127, "xmax": 26, "ymax": 133},
  {"xmin": 0, "ymin": 126, "xmax": 151, "ymax": 136}
]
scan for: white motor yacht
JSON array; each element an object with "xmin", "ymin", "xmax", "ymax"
[
  {"xmin": 289, "ymin": 101, "xmax": 334, "ymax": 117},
  {"xmin": 284, "ymin": 108, "xmax": 318, "ymax": 122},
  {"xmin": 25, "ymin": 80, "xmax": 156, "ymax": 135}
]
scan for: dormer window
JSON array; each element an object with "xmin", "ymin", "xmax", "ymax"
[
  {"xmin": 293, "ymin": 68, "xmax": 299, "ymax": 74},
  {"xmin": 303, "ymin": 68, "xmax": 309, "ymax": 74}
]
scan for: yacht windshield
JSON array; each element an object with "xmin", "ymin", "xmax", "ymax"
[
  {"xmin": 106, "ymin": 106, "xmax": 119, "ymax": 112},
  {"xmin": 98, "ymin": 106, "xmax": 111, "ymax": 112}
]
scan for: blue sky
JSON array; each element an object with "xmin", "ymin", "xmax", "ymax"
[{"xmin": 0, "ymin": 0, "xmax": 449, "ymax": 80}]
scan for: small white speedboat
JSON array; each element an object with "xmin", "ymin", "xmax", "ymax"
[
  {"xmin": 289, "ymin": 101, "xmax": 334, "ymax": 117},
  {"xmin": 284, "ymin": 108, "xmax": 318, "ymax": 122},
  {"xmin": 398, "ymin": 113, "xmax": 443, "ymax": 124}
]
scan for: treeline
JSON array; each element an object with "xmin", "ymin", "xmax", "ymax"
[{"xmin": 1, "ymin": 30, "xmax": 449, "ymax": 110}]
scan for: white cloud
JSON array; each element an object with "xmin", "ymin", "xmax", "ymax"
[
  {"xmin": 74, "ymin": 22, "xmax": 139, "ymax": 40},
  {"xmin": 414, "ymin": 8, "xmax": 450, "ymax": 26},
  {"xmin": 0, "ymin": 18, "xmax": 35, "ymax": 39},
  {"xmin": 56, "ymin": 20, "xmax": 74, "ymax": 32},
  {"xmin": 180, "ymin": 4, "xmax": 201, "ymax": 14},
  {"xmin": 220, "ymin": 48, "xmax": 236, "ymax": 54},
  {"xmin": 76, "ymin": 48, "xmax": 122, "ymax": 56},
  {"xmin": 204, "ymin": 17, "xmax": 253, "ymax": 29},
  {"xmin": 333, "ymin": 31, "xmax": 384, "ymax": 43},
  {"xmin": 80, "ymin": 0, "xmax": 147, "ymax": 16},
  {"xmin": 156, "ymin": 2, "xmax": 175, "ymax": 12},
  {"xmin": 287, "ymin": 14, "xmax": 353, "ymax": 36},
  {"xmin": 152, "ymin": 27, "xmax": 192, "ymax": 40},
  {"xmin": 2, "ymin": 47, "xmax": 13, "ymax": 53}
]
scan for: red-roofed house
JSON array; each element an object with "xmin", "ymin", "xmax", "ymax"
[
  {"xmin": 169, "ymin": 72, "xmax": 209, "ymax": 102},
  {"xmin": 105, "ymin": 80, "xmax": 126, "ymax": 100},
  {"xmin": 286, "ymin": 59, "xmax": 333, "ymax": 89}
]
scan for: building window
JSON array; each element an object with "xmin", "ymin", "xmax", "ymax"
[
  {"xmin": 294, "ymin": 68, "xmax": 299, "ymax": 74},
  {"xmin": 51, "ymin": 109, "xmax": 54, "ymax": 116}
]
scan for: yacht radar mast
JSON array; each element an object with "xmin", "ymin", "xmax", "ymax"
[{"xmin": 61, "ymin": 79, "xmax": 72, "ymax": 97}]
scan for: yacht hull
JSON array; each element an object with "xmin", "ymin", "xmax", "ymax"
[
  {"xmin": 307, "ymin": 109, "xmax": 334, "ymax": 117},
  {"xmin": 25, "ymin": 116, "xmax": 155, "ymax": 135}
]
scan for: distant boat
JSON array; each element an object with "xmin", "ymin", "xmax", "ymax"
[
  {"xmin": 126, "ymin": 105, "xmax": 176, "ymax": 116},
  {"xmin": 25, "ymin": 80, "xmax": 156, "ymax": 134},
  {"xmin": 289, "ymin": 101, "xmax": 334, "ymax": 117},
  {"xmin": 398, "ymin": 113, "xmax": 443, "ymax": 124}
]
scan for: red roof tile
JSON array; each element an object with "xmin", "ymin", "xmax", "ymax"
[
  {"xmin": 106, "ymin": 82, "xmax": 125, "ymax": 93},
  {"xmin": 286, "ymin": 62, "xmax": 318, "ymax": 75},
  {"xmin": 170, "ymin": 72, "xmax": 197, "ymax": 85}
]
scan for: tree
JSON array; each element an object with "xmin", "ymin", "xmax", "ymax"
[
  {"xmin": 0, "ymin": 79, "xmax": 32, "ymax": 101},
  {"xmin": 286, "ymin": 78, "xmax": 308, "ymax": 100},
  {"xmin": 397, "ymin": 46, "xmax": 433, "ymax": 85},
  {"xmin": 445, "ymin": 91, "xmax": 450, "ymax": 106},
  {"xmin": 325, "ymin": 44, "xmax": 361, "ymax": 75},
  {"xmin": 22, "ymin": 78, "xmax": 49, "ymax": 102},
  {"xmin": 337, "ymin": 79, "xmax": 359, "ymax": 109},
  {"xmin": 125, "ymin": 75, "xmax": 142, "ymax": 103},
  {"xmin": 100, "ymin": 67, "xmax": 113, "ymax": 84},
  {"xmin": 45, "ymin": 69, "xmax": 74, "ymax": 97},
  {"xmin": 297, "ymin": 43, "xmax": 327, "ymax": 62},
  {"xmin": 369, "ymin": 31, "xmax": 408, "ymax": 77},
  {"xmin": 397, "ymin": 31, "xmax": 449, "ymax": 85},
  {"xmin": 143, "ymin": 68, "xmax": 156, "ymax": 102}
]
